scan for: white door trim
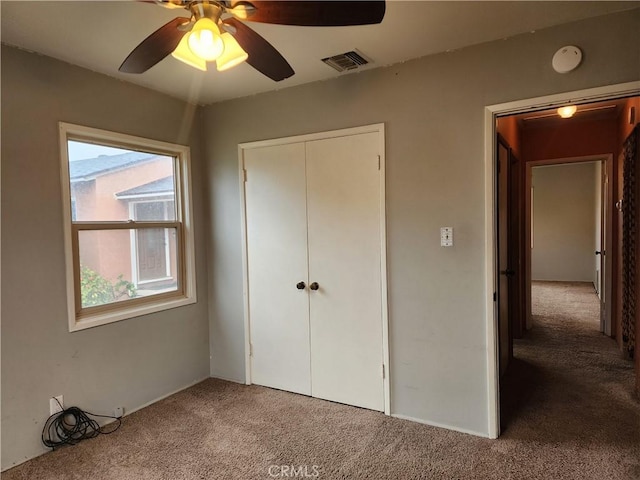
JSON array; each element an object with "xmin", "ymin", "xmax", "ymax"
[
  {"xmin": 238, "ymin": 123, "xmax": 390, "ymax": 415},
  {"xmin": 484, "ymin": 81, "xmax": 640, "ymax": 439}
]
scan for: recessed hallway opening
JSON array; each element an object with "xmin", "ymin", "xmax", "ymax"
[
  {"xmin": 494, "ymin": 92, "xmax": 640, "ymax": 439},
  {"xmin": 500, "ymin": 281, "xmax": 639, "ymax": 463}
]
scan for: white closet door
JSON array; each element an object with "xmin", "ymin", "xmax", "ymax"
[
  {"xmin": 244, "ymin": 142, "xmax": 311, "ymax": 395},
  {"xmin": 306, "ymin": 132, "xmax": 384, "ymax": 411}
]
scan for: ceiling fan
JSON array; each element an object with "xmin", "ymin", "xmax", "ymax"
[{"xmin": 119, "ymin": 0, "xmax": 386, "ymax": 81}]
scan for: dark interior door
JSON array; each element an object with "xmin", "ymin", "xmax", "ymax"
[
  {"xmin": 498, "ymin": 137, "xmax": 513, "ymax": 377},
  {"xmin": 510, "ymin": 153, "xmax": 523, "ymax": 339}
]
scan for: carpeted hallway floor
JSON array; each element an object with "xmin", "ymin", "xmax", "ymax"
[{"xmin": 3, "ymin": 281, "xmax": 639, "ymax": 479}]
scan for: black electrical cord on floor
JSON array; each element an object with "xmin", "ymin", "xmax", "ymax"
[{"xmin": 41, "ymin": 398, "xmax": 122, "ymax": 449}]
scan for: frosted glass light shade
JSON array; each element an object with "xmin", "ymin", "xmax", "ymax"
[
  {"xmin": 172, "ymin": 35, "xmax": 207, "ymax": 71},
  {"xmin": 188, "ymin": 18, "xmax": 224, "ymax": 61},
  {"xmin": 557, "ymin": 105, "xmax": 577, "ymax": 118},
  {"xmin": 216, "ymin": 33, "xmax": 248, "ymax": 71}
]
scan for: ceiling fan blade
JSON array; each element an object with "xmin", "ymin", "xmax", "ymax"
[
  {"xmin": 119, "ymin": 17, "xmax": 190, "ymax": 74},
  {"xmin": 235, "ymin": 1, "xmax": 385, "ymax": 26},
  {"xmin": 224, "ymin": 18, "xmax": 294, "ymax": 81}
]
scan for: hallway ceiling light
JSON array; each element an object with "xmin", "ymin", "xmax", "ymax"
[
  {"xmin": 522, "ymin": 104, "xmax": 618, "ymax": 122},
  {"xmin": 557, "ymin": 105, "xmax": 577, "ymax": 118}
]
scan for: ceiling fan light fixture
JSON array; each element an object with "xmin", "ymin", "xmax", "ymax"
[
  {"xmin": 120, "ymin": 0, "xmax": 386, "ymax": 79},
  {"xmin": 188, "ymin": 18, "xmax": 225, "ymax": 61},
  {"xmin": 216, "ymin": 33, "xmax": 249, "ymax": 71},
  {"xmin": 172, "ymin": 34, "xmax": 207, "ymax": 71},
  {"xmin": 557, "ymin": 105, "xmax": 577, "ymax": 118}
]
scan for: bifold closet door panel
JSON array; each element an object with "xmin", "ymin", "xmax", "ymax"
[
  {"xmin": 306, "ymin": 132, "xmax": 384, "ymax": 411},
  {"xmin": 244, "ymin": 142, "xmax": 311, "ymax": 395}
]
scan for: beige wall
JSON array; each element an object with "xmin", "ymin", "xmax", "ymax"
[
  {"xmin": 202, "ymin": 9, "xmax": 640, "ymax": 435},
  {"xmin": 532, "ymin": 162, "xmax": 599, "ymax": 282},
  {"xmin": 1, "ymin": 45, "xmax": 210, "ymax": 470}
]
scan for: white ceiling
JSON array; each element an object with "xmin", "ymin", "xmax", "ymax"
[{"xmin": 2, "ymin": 1, "xmax": 638, "ymax": 105}]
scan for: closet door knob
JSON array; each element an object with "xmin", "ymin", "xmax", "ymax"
[
  {"xmin": 296, "ymin": 282, "xmax": 306, "ymax": 290},
  {"xmin": 309, "ymin": 282, "xmax": 319, "ymax": 291}
]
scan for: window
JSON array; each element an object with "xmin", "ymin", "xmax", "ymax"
[
  {"xmin": 59, "ymin": 123, "xmax": 197, "ymax": 331},
  {"xmin": 129, "ymin": 201, "xmax": 176, "ymax": 285}
]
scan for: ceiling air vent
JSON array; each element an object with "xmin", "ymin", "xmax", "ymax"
[{"xmin": 322, "ymin": 50, "xmax": 371, "ymax": 72}]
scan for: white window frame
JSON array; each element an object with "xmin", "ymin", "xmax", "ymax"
[{"xmin": 59, "ymin": 122, "xmax": 197, "ymax": 332}]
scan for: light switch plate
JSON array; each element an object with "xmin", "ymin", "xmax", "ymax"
[{"xmin": 440, "ymin": 227, "xmax": 453, "ymax": 247}]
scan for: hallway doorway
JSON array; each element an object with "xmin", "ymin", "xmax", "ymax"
[{"xmin": 486, "ymin": 84, "xmax": 640, "ymax": 437}]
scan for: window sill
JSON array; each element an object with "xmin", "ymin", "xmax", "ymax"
[{"xmin": 70, "ymin": 294, "xmax": 197, "ymax": 332}]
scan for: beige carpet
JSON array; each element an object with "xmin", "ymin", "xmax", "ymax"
[{"xmin": 3, "ymin": 281, "xmax": 639, "ymax": 479}]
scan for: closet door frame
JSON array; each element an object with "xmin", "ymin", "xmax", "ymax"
[{"xmin": 238, "ymin": 123, "xmax": 390, "ymax": 415}]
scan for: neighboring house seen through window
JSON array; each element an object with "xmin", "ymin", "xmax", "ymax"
[{"xmin": 60, "ymin": 123, "xmax": 197, "ymax": 331}]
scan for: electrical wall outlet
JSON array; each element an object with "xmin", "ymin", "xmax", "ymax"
[
  {"xmin": 49, "ymin": 395, "xmax": 64, "ymax": 416},
  {"xmin": 440, "ymin": 227, "xmax": 454, "ymax": 247},
  {"xmin": 114, "ymin": 406, "xmax": 124, "ymax": 418}
]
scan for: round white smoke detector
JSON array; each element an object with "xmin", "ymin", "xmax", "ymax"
[{"xmin": 552, "ymin": 46, "xmax": 582, "ymax": 73}]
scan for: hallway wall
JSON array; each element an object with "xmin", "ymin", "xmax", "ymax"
[
  {"xmin": 497, "ymin": 116, "xmax": 522, "ymax": 159},
  {"xmin": 532, "ymin": 162, "xmax": 599, "ymax": 282},
  {"xmin": 522, "ymin": 117, "xmax": 618, "ymax": 163}
]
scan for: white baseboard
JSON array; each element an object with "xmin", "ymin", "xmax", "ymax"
[
  {"xmin": 124, "ymin": 375, "xmax": 210, "ymax": 417},
  {"xmin": 209, "ymin": 373, "xmax": 246, "ymax": 384},
  {"xmin": 391, "ymin": 413, "xmax": 492, "ymax": 438}
]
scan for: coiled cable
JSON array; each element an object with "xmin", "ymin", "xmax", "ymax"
[{"xmin": 41, "ymin": 399, "xmax": 122, "ymax": 449}]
